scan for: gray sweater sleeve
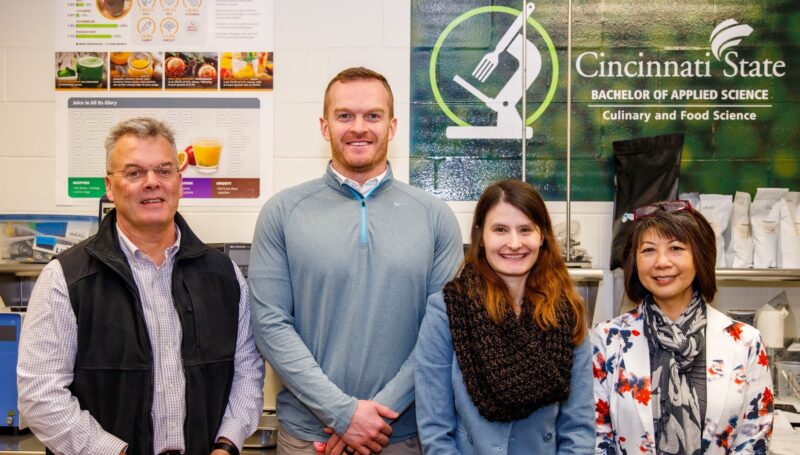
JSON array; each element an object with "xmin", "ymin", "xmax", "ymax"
[
  {"xmin": 248, "ymin": 200, "xmax": 358, "ymax": 435},
  {"xmin": 371, "ymin": 199, "xmax": 464, "ymax": 412}
]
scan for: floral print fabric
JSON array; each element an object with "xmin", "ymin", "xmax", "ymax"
[{"xmin": 591, "ymin": 305, "xmax": 773, "ymax": 455}]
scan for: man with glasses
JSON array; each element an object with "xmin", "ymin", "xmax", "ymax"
[{"xmin": 17, "ymin": 117, "xmax": 264, "ymax": 455}]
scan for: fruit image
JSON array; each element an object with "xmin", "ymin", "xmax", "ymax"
[
  {"xmin": 220, "ymin": 52, "xmax": 232, "ymax": 70},
  {"xmin": 177, "ymin": 150, "xmax": 189, "ymax": 172},
  {"xmin": 165, "ymin": 56, "xmax": 186, "ymax": 78},
  {"xmin": 197, "ymin": 63, "xmax": 217, "ymax": 79},
  {"xmin": 184, "ymin": 145, "xmax": 196, "ymax": 165},
  {"xmin": 110, "ymin": 52, "xmax": 130, "ymax": 65},
  {"xmin": 220, "ymin": 68, "xmax": 232, "ymax": 80},
  {"xmin": 234, "ymin": 60, "xmax": 255, "ymax": 79}
]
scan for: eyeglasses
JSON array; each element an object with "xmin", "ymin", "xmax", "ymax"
[
  {"xmin": 621, "ymin": 200, "xmax": 694, "ymax": 223},
  {"xmin": 107, "ymin": 165, "xmax": 179, "ymax": 182}
]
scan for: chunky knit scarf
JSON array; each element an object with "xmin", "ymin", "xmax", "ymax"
[
  {"xmin": 444, "ymin": 265, "xmax": 575, "ymax": 422},
  {"xmin": 642, "ymin": 292, "xmax": 707, "ymax": 455}
]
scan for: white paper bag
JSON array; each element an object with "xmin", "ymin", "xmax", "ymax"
[
  {"xmin": 727, "ymin": 191, "xmax": 753, "ymax": 268},
  {"xmin": 751, "ymin": 188, "xmax": 788, "ymax": 268},
  {"xmin": 778, "ymin": 192, "xmax": 800, "ymax": 268},
  {"xmin": 698, "ymin": 194, "xmax": 732, "ymax": 269}
]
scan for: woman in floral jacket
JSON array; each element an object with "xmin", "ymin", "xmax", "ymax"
[{"xmin": 592, "ymin": 201, "xmax": 773, "ymax": 455}]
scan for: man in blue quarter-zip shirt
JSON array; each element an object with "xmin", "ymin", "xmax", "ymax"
[{"xmin": 249, "ymin": 67, "xmax": 463, "ymax": 455}]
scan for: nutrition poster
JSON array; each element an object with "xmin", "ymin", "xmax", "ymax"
[{"xmin": 54, "ymin": 0, "xmax": 274, "ymax": 206}]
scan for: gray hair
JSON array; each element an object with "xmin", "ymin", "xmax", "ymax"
[{"xmin": 104, "ymin": 117, "xmax": 177, "ymax": 166}]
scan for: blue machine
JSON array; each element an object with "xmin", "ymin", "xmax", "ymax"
[{"xmin": 0, "ymin": 311, "xmax": 24, "ymax": 430}]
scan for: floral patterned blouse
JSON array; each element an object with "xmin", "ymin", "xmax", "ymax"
[{"xmin": 591, "ymin": 304, "xmax": 773, "ymax": 455}]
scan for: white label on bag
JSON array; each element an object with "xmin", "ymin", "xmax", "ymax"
[
  {"xmin": 760, "ymin": 220, "xmax": 778, "ymax": 235},
  {"xmin": 737, "ymin": 224, "xmax": 752, "ymax": 238}
]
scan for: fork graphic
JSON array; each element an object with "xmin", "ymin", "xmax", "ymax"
[{"xmin": 471, "ymin": 2, "xmax": 536, "ymax": 82}]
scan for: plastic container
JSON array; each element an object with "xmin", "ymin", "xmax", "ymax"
[{"xmin": 776, "ymin": 360, "xmax": 800, "ymax": 400}]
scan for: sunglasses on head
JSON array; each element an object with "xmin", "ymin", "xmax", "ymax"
[{"xmin": 621, "ymin": 200, "xmax": 694, "ymax": 223}]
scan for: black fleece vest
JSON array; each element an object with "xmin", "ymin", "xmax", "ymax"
[{"xmin": 54, "ymin": 211, "xmax": 240, "ymax": 455}]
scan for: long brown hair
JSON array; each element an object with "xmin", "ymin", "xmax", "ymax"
[{"xmin": 463, "ymin": 180, "xmax": 586, "ymax": 344}]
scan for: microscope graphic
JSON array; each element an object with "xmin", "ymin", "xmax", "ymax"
[{"xmin": 446, "ymin": 2, "xmax": 541, "ymax": 140}]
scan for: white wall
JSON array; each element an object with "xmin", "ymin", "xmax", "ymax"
[{"xmin": 1, "ymin": 1, "xmax": 798, "ymax": 336}]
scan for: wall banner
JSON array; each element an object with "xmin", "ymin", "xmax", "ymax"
[{"xmin": 411, "ymin": 0, "xmax": 799, "ymax": 201}]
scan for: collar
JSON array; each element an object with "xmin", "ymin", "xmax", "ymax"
[
  {"xmin": 324, "ymin": 161, "xmax": 394, "ymax": 198},
  {"xmin": 116, "ymin": 223, "xmax": 181, "ymax": 263},
  {"xmin": 85, "ymin": 209, "xmax": 208, "ymax": 265},
  {"xmin": 329, "ymin": 161, "xmax": 388, "ymax": 195},
  {"xmin": 706, "ymin": 304, "xmax": 735, "ymax": 333}
]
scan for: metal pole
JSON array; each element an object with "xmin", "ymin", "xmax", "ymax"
[
  {"xmin": 521, "ymin": 0, "xmax": 528, "ymax": 182},
  {"xmin": 566, "ymin": 0, "xmax": 573, "ymax": 263}
]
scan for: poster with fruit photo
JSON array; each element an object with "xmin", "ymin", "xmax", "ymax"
[
  {"xmin": 109, "ymin": 52, "xmax": 163, "ymax": 89},
  {"xmin": 54, "ymin": 0, "xmax": 274, "ymax": 206},
  {"xmin": 220, "ymin": 52, "xmax": 274, "ymax": 90},
  {"xmin": 55, "ymin": 52, "xmax": 108, "ymax": 90},
  {"xmin": 165, "ymin": 52, "xmax": 218, "ymax": 89}
]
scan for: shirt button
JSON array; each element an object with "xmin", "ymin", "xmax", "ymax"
[{"xmin": 543, "ymin": 432, "xmax": 553, "ymax": 441}]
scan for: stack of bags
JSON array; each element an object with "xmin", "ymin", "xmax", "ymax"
[{"xmin": 681, "ymin": 188, "xmax": 800, "ymax": 269}]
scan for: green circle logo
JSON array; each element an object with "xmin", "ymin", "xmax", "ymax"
[{"xmin": 429, "ymin": 6, "xmax": 559, "ymax": 127}]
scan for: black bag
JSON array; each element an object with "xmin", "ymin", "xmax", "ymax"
[{"xmin": 610, "ymin": 133, "xmax": 684, "ymax": 269}]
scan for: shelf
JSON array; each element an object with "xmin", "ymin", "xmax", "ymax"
[
  {"xmin": 568, "ymin": 268, "xmax": 603, "ymax": 282},
  {"xmin": 567, "ymin": 268, "xmax": 800, "ymax": 283},
  {"xmin": 0, "ymin": 262, "xmax": 46, "ymax": 276},
  {"xmin": 716, "ymin": 269, "xmax": 800, "ymax": 282},
  {"xmin": 3, "ymin": 264, "xmax": 799, "ymax": 282}
]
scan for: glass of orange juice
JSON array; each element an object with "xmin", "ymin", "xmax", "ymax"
[
  {"xmin": 192, "ymin": 137, "xmax": 222, "ymax": 173},
  {"xmin": 127, "ymin": 53, "xmax": 153, "ymax": 77},
  {"xmin": 232, "ymin": 57, "xmax": 256, "ymax": 79}
]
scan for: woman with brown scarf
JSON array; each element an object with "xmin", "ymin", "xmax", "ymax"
[{"xmin": 415, "ymin": 180, "xmax": 593, "ymax": 454}]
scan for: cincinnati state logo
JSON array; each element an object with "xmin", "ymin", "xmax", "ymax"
[
  {"xmin": 575, "ymin": 18, "xmax": 784, "ymax": 79},
  {"xmin": 710, "ymin": 19, "xmax": 753, "ymax": 61},
  {"xmin": 429, "ymin": 2, "xmax": 558, "ymax": 140}
]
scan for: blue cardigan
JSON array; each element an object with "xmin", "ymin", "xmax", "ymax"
[{"xmin": 415, "ymin": 291, "xmax": 595, "ymax": 455}]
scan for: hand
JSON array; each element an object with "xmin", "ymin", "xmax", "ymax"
[
  {"xmin": 323, "ymin": 428, "xmax": 346, "ymax": 455},
  {"xmin": 326, "ymin": 400, "xmax": 398, "ymax": 454}
]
